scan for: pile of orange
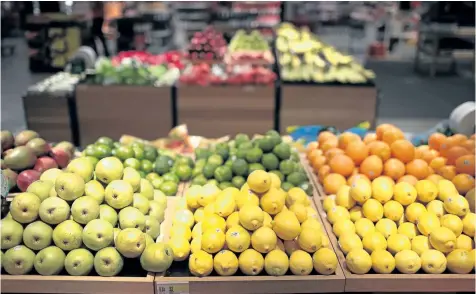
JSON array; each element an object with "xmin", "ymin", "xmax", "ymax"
[{"xmin": 306, "ymin": 124, "xmax": 475, "ymax": 196}]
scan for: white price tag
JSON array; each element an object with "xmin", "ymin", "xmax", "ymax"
[{"xmin": 157, "ymin": 283, "xmax": 189, "ymax": 294}]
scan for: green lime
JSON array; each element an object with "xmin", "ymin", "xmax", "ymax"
[
  {"xmin": 291, "ymin": 152, "xmax": 300, "ymax": 162},
  {"xmin": 176, "ymin": 164, "xmax": 192, "ymax": 181},
  {"xmin": 232, "ymin": 176, "xmax": 246, "ymax": 189},
  {"xmin": 95, "ymin": 144, "xmax": 112, "ymax": 159},
  {"xmin": 113, "ymin": 142, "xmax": 122, "ymax": 149},
  {"xmin": 84, "ymin": 144, "xmax": 97, "ymax": 157},
  {"xmin": 192, "ymin": 175, "xmax": 207, "ymax": 186},
  {"xmin": 299, "ymin": 181, "xmax": 313, "ymax": 196},
  {"xmin": 146, "ymin": 172, "xmax": 161, "ymax": 182},
  {"xmin": 215, "ymin": 143, "xmax": 230, "ymax": 161},
  {"xmin": 163, "ymin": 173, "xmax": 180, "ymax": 183},
  {"xmin": 235, "ymin": 133, "xmax": 250, "ymax": 147},
  {"xmin": 273, "ymin": 142, "xmax": 291, "ymax": 160},
  {"xmin": 195, "ymin": 148, "xmax": 211, "ymax": 160},
  {"xmin": 176, "ymin": 156, "xmax": 194, "ymax": 167},
  {"xmin": 202, "ymin": 164, "xmax": 218, "ymax": 179},
  {"xmin": 160, "ymin": 181, "xmax": 178, "ymax": 196},
  {"xmin": 192, "ymin": 166, "xmax": 203, "ymax": 177},
  {"xmin": 258, "ymin": 136, "xmax": 275, "ymax": 152},
  {"xmin": 115, "ymin": 145, "xmax": 134, "ymax": 161},
  {"xmin": 245, "ymin": 147, "xmax": 263, "ymax": 163},
  {"xmin": 124, "ymin": 158, "xmax": 141, "ymax": 170},
  {"xmin": 133, "ymin": 146, "xmax": 145, "ymax": 160},
  {"xmin": 269, "ymin": 170, "xmax": 284, "ymax": 182},
  {"xmin": 287, "ymin": 172, "xmax": 307, "ymax": 186},
  {"xmin": 266, "ymin": 130, "xmax": 280, "ymax": 137},
  {"xmin": 218, "ymin": 182, "xmax": 233, "ymax": 190},
  {"xmin": 214, "ymin": 166, "xmax": 232, "ymax": 182},
  {"xmin": 236, "ymin": 148, "xmax": 248, "ymax": 159},
  {"xmin": 248, "ymin": 163, "xmax": 265, "ymax": 174},
  {"xmin": 84, "ymin": 156, "xmax": 99, "ymax": 168},
  {"xmin": 281, "ymin": 182, "xmax": 295, "ymax": 192},
  {"xmin": 143, "ymin": 146, "xmax": 158, "ymax": 162},
  {"xmin": 131, "ymin": 141, "xmax": 145, "ymax": 149},
  {"xmin": 224, "ymin": 159, "xmax": 233, "ymax": 168},
  {"xmin": 138, "ymin": 170, "xmax": 147, "ymax": 178},
  {"xmin": 195, "ymin": 159, "xmax": 207, "ymax": 168},
  {"xmin": 207, "ymin": 154, "xmax": 224, "ymax": 166},
  {"xmin": 238, "ymin": 141, "xmax": 253, "ymax": 150},
  {"xmin": 207, "ymin": 179, "xmax": 219, "ymax": 187},
  {"xmin": 266, "ymin": 130, "xmax": 282, "ymax": 146},
  {"xmin": 141, "ymin": 159, "xmax": 154, "ymax": 173},
  {"xmin": 151, "ymin": 178, "xmax": 164, "ymax": 189},
  {"xmin": 261, "ymin": 153, "xmax": 279, "ymax": 171},
  {"xmin": 279, "ymin": 159, "xmax": 296, "ymax": 176},
  {"xmin": 96, "ymin": 137, "xmax": 114, "ymax": 148},
  {"xmin": 229, "ymin": 147, "xmax": 237, "ymax": 156},
  {"xmin": 232, "ymin": 159, "xmax": 248, "ymax": 177},
  {"xmin": 154, "ymin": 157, "xmax": 171, "ymax": 175}
]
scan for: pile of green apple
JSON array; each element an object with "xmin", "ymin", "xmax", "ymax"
[
  {"xmin": 83, "ymin": 137, "xmax": 194, "ymax": 196},
  {"xmin": 1, "ymin": 156, "xmax": 175, "ymax": 276}
]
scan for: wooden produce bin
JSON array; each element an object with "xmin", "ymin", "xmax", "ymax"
[
  {"xmin": 281, "ymin": 85, "xmax": 378, "ymax": 132},
  {"xmin": 23, "ymin": 92, "xmax": 74, "ymax": 143},
  {"xmin": 177, "ymin": 85, "xmax": 275, "ymax": 138},
  {"xmin": 299, "ymin": 154, "xmax": 476, "ymax": 293},
  {"xmin": 75, "ymin": 85, "xmax": 173, "ymax": 146},
  {"xmin": 153, "ymin": 179, "xmax": 346, "ymax": 294}
]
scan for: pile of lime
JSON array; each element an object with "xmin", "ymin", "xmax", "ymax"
[
  {"xmin": 83, "ymin": 137, "xmax": 194, "ymax": 196},
  {"xmin": 191, "ymin": 130, "xmax": 312, "ymax": 195}
]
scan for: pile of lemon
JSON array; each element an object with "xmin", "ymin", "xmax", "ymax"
[
  {"xmin": 323, "ymin": 176, "xmax": 475, "ymax": 274},
  {"xmin": 169, "ymin": 170, "xmax": 338, "ymax": 277}
]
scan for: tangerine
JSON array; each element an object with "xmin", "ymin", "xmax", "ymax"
[
  {"xmin": 390, "ymin": 140, "xmax": 415, "ymax": 164},
  {"xmin": 452, "ymin": 174, "xmax": 475, "ymax": 195},
  {"xmin": 461, "ymin": 139, "xmax": 475, "ymax": 151},
  {"xmin": 368, "ymin": 141, "xmax": 391, "ymax": 162},
  {"xmin": 428, "ymin": 133, "xmax": 446, "ymax": 151},
  {"xmin": 439, "ymin": 137, "xmax": 458, "ymax": 158},
  {"xmin": 397, "ymin": 175, "xmax": 418, "ymax": 186},
  {"xmin": 383, "ymin": 158, "xmax": 406, "ymax": 180},
  {"xmin": 318, "ymin": 131, "xmax": 337, "ymax": 146},
  {"xmin": 437, "ymin": 165, "xmax": 457, "ymax": 180},
  {"xmin": 323, "ymin": 173, "xmax": 347, "ymax": 195},
  {"xmin": 382, "ymin": 128, "xmax": 405, "ymax": 145},
  {"xmin": 363, "ymin": 133, "xmax": 377, "ymax": 144},
  {"xmin": 338, "ymin": 132, "xmax": 361, "ymax": 150},
  {"xmin": 346, "ymin": 141, "xmax": 369, "ymax": 165},
  {"xmin": 421, "ymin": 149, "xmax": 439, "ymax": 164},
  {"xmin": 376, "ymin": 124, "xmax": 395, "ymax": 141},
  {"xmin": 311, "ymin": 155, "xmax": 327, "ymax": 171},
  {"xmin": 359, "ymin": 155, "xmax": 383, "ymax": 180},
  {"xmin": 320, "ymin": 137, "xmax": 338, "ymax": 153},
  {"xmin": 455, "ymin": 154, "xmax": 475, "ymax": 176},
  {"xmin": 329, "ymin": 154, "xmax": 355, "ymax": 177},
  {"xmin": 446, "ymin": 146, "xmax": 469, "ymax": 165},
  {"xmin": 405, "ymin": 159, "xmax": 430, "ymax": 180}
]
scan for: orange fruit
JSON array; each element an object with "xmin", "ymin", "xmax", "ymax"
[
  {"xmin": 352, "ymin": 168, "xmax": 360, "ymax": 175},
  {"xmin": 428, "ymin": 133, "xmax": 446, "ymax": 151},
  {"xmin": 383, "ymin": 158, "xmax": 406, "ymax": 180},
  {"xmin": 368, "ymin": 141, "xmax": 391, "ymax": 162},
  {"xmin": 359, "ymin": 155, "xmax": 383, "ymax": 180},
  {"xmin": 421, "ymin": 149, "xmax": 439, "ymax": 164},
  {"xmin": 345, "ymin": 141, "xmax": 369, "ymax": 166},
  {"xmin": 376, "ymin": 124, "xmax": 395, "ymax": 141},
  {"xmin": 445, "ymin": 146, "xmax": 469, "ymax": 165},
  {"xmin": 318, "ymin": 131, "xmax": 337, "ymax": 146},
  {"xmin": 338, "ymin": 132, "xmax": 361, "ymax": 150},
  {"xmin": 426, "ymin": 174, "xmax": 444, "ymax": 185},
  {"xmin": 318, "ymin": 165, "xmax": 331, "ymax": 183},
  {"xmin": 461, "ymin": 139, "xmax": 475, "ymax": 151},
  {"xmin": 306, "ymin": 142, "xmax": 319, "ymax": 154},
  {"xmin": 455, "ymin": 154, "xmax": 475, "ymax": 176},
  {"xmin": 390, "ymin": 140, "xmax": 415, "ymax": 164},
  {"xmin": 363, "ymin": 133, "xmax": 377, "ymax": 144},
  {"xmin": 450, "ymin": 134, "xmax": 468, "ymax": 145},
  {"xmin": 415, "ymin": 145, "xmax": 430, "ymax": 159},
  {"xmin": 323, "ymin": 173, "xmax": 347, "ymax": 195},
  {"xmin": 308, "ymin": 149, "xmax": 322, "ymax": 163},
  {"xmin": 382, "ymin": 128, "xmax": 405, "ymax": 145},
  {"xmin": 320, "ymin": 137, "xmax": 338, "ymax": 153},
  {"xmin": 347, "ymin": 174, "xmax": 371, "ymax": 186},
  {"xmin": 430, "ymin": 157, "xmax": 447, "ymax": 170},
  {"xmin": 329, "ymin": 154, "xmax": 355, "ymax": 177},
  {"xmin": 452, "ymin": 174, "xmax": 475, "ymax": 194},
  {"xmin": 405, "ymin": 159, "xmax": 430, "ymax": 180},
  {"xmin": 439, "ymin": 137, "xmax": 458, "ymax": 158},
  {"xmin": 398, "ymin": 175, "xmax": 418, "ymax": 186},
  {"xmin": 437, "ymin": 165, "xmax": 457, "ymax": 180},
  {"xmin": 427, "ymin": 166, "xmax": 435, "ymax": 175},
  {"xmin": 325, "ymin": 148, "xmax": 345, "ymax": 161},
  {"xmin": 311, "ymin": 155, "xmax": 327, "ymax": 171}
]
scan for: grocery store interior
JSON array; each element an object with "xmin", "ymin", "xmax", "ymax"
[{"xmin": 0, "ymin": 1, "xmax": 475, "ymax": 293}]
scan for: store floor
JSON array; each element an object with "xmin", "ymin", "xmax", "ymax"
[{"xmin": 1, "ymin": 38, "xmax": 474, "ymax": 137}]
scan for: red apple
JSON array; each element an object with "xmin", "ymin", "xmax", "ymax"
[
  {"xmin": 17, "ymin": 169, "xmax": 41, "ymax": 192},
  {"xmin": 49, "ymin": 147, "xmax": 71, "ymax": 168},
  {"xmin": 33, "ymin": 156, "xmax": 58, "ymax": 173}
]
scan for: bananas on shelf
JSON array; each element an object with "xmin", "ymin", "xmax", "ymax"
[{"xmin": 276, "ymin": 23, "xmax": 375, "ymax": 84}]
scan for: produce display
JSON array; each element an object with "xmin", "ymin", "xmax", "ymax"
[
  {"xmin": 226, "ymin": 30, "xmax": 274, "ymax": 64},
  {"xmin": 169, "ymin": 171, "xmax": 337, "ymax": 277},
  {"xmin": 82, "ymin": 137, "xmax": 194, "ymax": 196},
  {"xmin": 276, "ymin": 23, "xmax": 375, "ymax": 84},
  {"xmin": 190, "ymin": 131, "xmax": 312, "ymax": 194},
  {"xmin": 1, "ymin": 157, "xmax": 173, "ymax": 276},
  {"xmin": 1, "ymin": 130, "xmax": 74, "ymax": 193},
  {"xmin": 306, "ymin": 125, "xmax": 475, "ymax": 274},
  {"xmin": 187, "ymin": 27, "xmax": 227, "ymax": 62}
]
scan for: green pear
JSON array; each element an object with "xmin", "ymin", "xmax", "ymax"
[
  {"xmin": 95, "ymin": 157, "xmax": 124, "ymax": 184},
  {"xmin": 39, "ymin": 197, "xmax": 70, "ymax": 225},
  {"xmin": 1, "ymin": 219, "xmax": 23, "ymax": 249},
  {"xmin": 34, "ymin": 246, "xmax": 65, "ymax": 275},
  {"xmin": 99, "ymin": 204, "xmax": 118, "ymax": 227},
  {"xmin": 144, "ymin": 216, "xmax": 161, "ymax": 239},
  {"xmin": 52, "ymin": 220, "xmax": 83, "ymax": 251},
  {"xmin": 23, "ymin": 221, "xmax": 53, "ymax": 250},
  {"xmin": 65, "ymin": 248, "xmax": 94, "ymax": 276},
  {"xmin": 94, "ymin": 247, "xmax": 124, "ymax": 277},
  {"xmin": 26, "ymin": 180, "xmax": 54, "ymax": 202},
  {"xmin": 140, "ymin": 243, "xmax": 174, "ymax": 272},
  {"xmin": 82, "ymin": 219, "xmax": 114, "ymax": 251},
  {"xmin": 84, "ymin": 180, "xmax": 105, "ymax": 204},
  {"xmin": 133, "ymin": 193, "xmax": 150, "ymax": 215},
  {"xmin": 67, "ymin": 157, "xmax": 94, "ymax": 182},
  {"xmin": 139, "ymin": 179, "xmax": 154, "ymax": 200},
  {"xmin": 123, "ymin": 167, "xmax": 141, "ymax": 192},
  {"xmin": 55, "ymin": 172, "xmax": 85, "ymax": 201},
  {"xmin": 3, "ymin": 245, "xmax": 36, "ymax": 275},
  {"xmin": 71, "ymin": 196, "xmax": 100, "ymax": 224},
  {"xmin": 115, "ymin": 228, "xmax": 146, "ymax": 258},
  {"xmin": 153, "ymin": 189, "xmax": 167, "ymax": 208},
  {"xmin": 39, "ymin": 168, "xmax": 63, "ymax": 184},
  {"xmin": 10, "ymin": 192, "xmax": 41, "ymax": 223},
  {"xmin": 118, "ymin": 207, "xmax": 145, "ymax": 231},
  {"xmin": 104, "ymin": 180, "xmax": 133, "ymax": 209},
  {"xmin": 148, "ymin": 200, "xmax": 166, "ymax": 223}
]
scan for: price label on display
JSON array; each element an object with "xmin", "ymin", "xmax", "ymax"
[{"xmin": 157, "ymin": 282, "xmax": 189, "ymax": 294}]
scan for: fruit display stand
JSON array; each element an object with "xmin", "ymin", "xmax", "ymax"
[
  {"xmin": 299, "ymin": 154, "xmax": 476, "ymax": 293},
  {"xmin": 75, "ymin": 84, "xmax": 173, "ymax": 146},
  {"xmin": 152, "ymin": 184, "xmax": 346, "ymax": 294}
]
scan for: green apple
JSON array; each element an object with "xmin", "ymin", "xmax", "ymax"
[
  {"xmin": 139, "ymin": 179, "xmax": 154, "ymax": 200},
  {"xmin": 55, "ymin": 172, "xmax": 85, "ymax": 201},
  {"xmin": 144, "ymin": 216, "xmax": 161, "ymax": 239},
  {"xmin": 71, "ymin": 196, "xmax": 100, "ymax": 224},
  {"xmin": 123, "ymin": 167, "xmax": 141, "ymax": 192},
  {"xmin": 39, "ymin": 168, "xmax": 63, "ymax": 183},
  {"xmin": 118, "ymin": 207, "xmax": 145, "ymax": 231},
  {"xmin": 104, "ymin": 180, "xmax": 133, "ymax": 209},
  {"xmin": 39, "ymin": 197, "xmax": 70, "ymax": 225},
  {"xmin": 140, "ymin": 243, "xmax": 173, "ymax": 272},
  {"xmin": 82, "ymin": 219, "xmax": 114, "ymax": 251},
  {"xmin": 148, "ymin": 200, "xmax": 166, "ymax": 223},
  {"xmin": 115, "ymin": 228, "xmax": 146, "ymax": 258},
  {"xmin": 67, "ymin": 157, "xmax": 94, "ymax": 182},
  {"xmin": 95, "ymin": 157, "xmax": 124, "ymax": 184},
  {"xmin": 1, "ymin": 219, "xmax": 23, "ymax": 249},
  {"xmin": 3, "ymin": 245, "xmax": 36, "ymax": 275},
  {"xmin": 10, "ymin": 192, "xmax": 41, "ymax": 223},
  {"xmin": 94, "ymin": 247, "xmax": 123, "ymax": 276},
  {"xmin": 133, "ymin": 193, "xmax": 150, "ymax": 215},
  {"xmin": 26, "ymin": 180, "xmax": 54, "ymax": 202},
  {"xmin": 99, "ymin": 204, "xmax": 118, "ymax": 227},
  {"xmin": 34, "ymin": 246, "xmax": 65, "ymax": 275},
  {"xmin": 84, "ymin": 180, "xmax": 105, "ymax": 204},
  {"xmin": 23, "ymin": 221, "xmax": 53, "ymax": 251},
  {"xmin": 65, "ymin": 248, "xmax": 94, "ymax": 276},
  {"xmin": 113, "ymin": 228, "xmax": 121, "ymax": 245},
  {"xmin": 53, "ymin": 220, "xmax": 83, "ymax": 251}
]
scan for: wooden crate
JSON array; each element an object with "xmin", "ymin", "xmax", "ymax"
[
  {"xmin": 75, "ymin": 85, "xmax": 173, "ymax": 146},
  {"xmin": 299, "ymin": 154, "xmax": 476, "ymax": 293},
  {"xmin": 177, "ymin": 85, "xmax": 275, "ymax": 138},
  {"xmin": 281, "ymin": 85, "xmax": 378, "ymax": 132},
  {"xmin": 153, "ymin": 175, "xmax": 346, "ymax": 294}
]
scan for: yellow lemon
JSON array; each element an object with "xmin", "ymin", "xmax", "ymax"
[
  {"xmin": 189, "ymin": 250, "xmax": 213, "ymax": 277},
  {"xmin": 214, "ymin": 195, "xmax": 236, "ymax": 218},
  {"xmin": 194, "ymin": 207, "xmax": 205, "ymax": 223},
  {"xmin": 393, "ymin": 182, "xmax": 417, "ymax": 206},
  {"xmin": 355, "ymin": 218, "xmax": 375, "ymax": 239},
  {"xmin": 345, "ymin": 249, "xmax": 372, "ymax": 274},
  {"xmin": 462, "ymin": 212, "xmax": 475, "ymax": 237},
  {"xmin": 323, "ymin": 195, "xmax": 337, "ymax": 212},
  {"xmin": 313, "ymin": 247, "xmax": 338, "ymax": 275},
  {"xmin": 286, "ymin": 187, "xmax": 309, "ymax": 207},
  {"xmin": 251, "ymin": 227, "xmax": 277, "ymax": 254},
  {"xmin": 405, "ymin": 203, "xmax": 427, "ymax": 224},
  {"xmin": 444, "ymin": 194, "xmax": 470, "ymax": 216},
  {"xmin": 446, "ymin": 249, "xmax": 473, "ymax": 274},
  {"xmin": 420, "ymin": 249, "xmax": 447, "ymax": 274},
  {"xmin": 466, "ymin": 188, "xmax": 475, "ymax": 213},
  {"xmin": 301, "ymin": 218, "xmax": 322, "ymax": 232},
  {"xmin": 239, "ymin": 204, "xmax": 264, "ymax": 231},
  {"xmin": 437, "ymin": 179, "xmax": 458, "ymax": 202},
  {"xmin": 192, "ymin": 222, "xmax": 202, "ymax": 239},
  {"xmin": 170, "ymin": 223, "xmax": 192, "ymax": 242},
  {"xmin": 375, "ymin": 218, "xmax": 398, "ymax": 239},
  {"xmin": 339, "ymin": 232, "xmax": 363, "ymax": 254},
  {"xmin": 321, "ymin": 235, "xmax": 331, "ymax": 248},
  {"xmin": 213, "ymin": 249, "xmax": 239, "ymax": 276},
  {"xmin": 203, "ymin": 203, "xmax": 215, "ymax": 215},
  {"xmin": 426, "ymin": 200, "xmax": 445, "ymax": 218},
  {"xmin": 185, "ymin": 185, "xmax": 202, "ymax": 209},
  {"xmin": 417, "ymin": 212, "xmax": 440, "ymax": 236},
  {"xmin": 336, "ymin": 185, "xmax": 356, "ymax": 209},
  {"xmin": 260, "ymin": 188, "xmax": 285, "ymax": 215},
  {"xmin": 191, "ymin": 236, "xmax": 202, "ymax": 254},
  {"xmin": 289, "ymin": 203, "xmax": 308, "ymax": 223},
  {"xmin": 235, "ymin": 190, "xmax": 259, "ymax": 209},
  {"xmin": 198, "ymin": 184, "xmax": 220, "ymax": 207},
  {"xmin": 306, "ymin": 206, "xmax": 318, "ymax": 219},
  {"xmin": 263, "ymin": 211, "xmax": 273, "ymax": 228},
  {"xmin": 264, "ymin": 249, "xmax": 289, "ymax": 276},
  {"xmin": 289, "ymin": 250, "xmax": 313, "ymax": 275},
  {"xmin": 398, "ymin": 222, "xmax": 418, "ymax": 240},
  {"xmin": 362, "ymin": 199, "xmax": 384, "ymax": 222},
  {"xmin": 387, "ymin": 234, "xmax": 411, "ymax": 255},
  {"xmin": 395, "ymin": 250, "xmax": 421, "ymax": 274},
  {"xmin": 298, "ymin": 227, "xmax": 322, "ymax": 253},
  {"xmin": 202, "ymin": 214, "xmax": 226, "ymax": 232},
  {"xmin": 456, "ymin": 234, "xmax": 475, "ymax": 251},
  {"xmin": 429, "ymin": 226, "xmax": 456, "ymax": 253},
  {"xmin": 349, "ymin": 206, "xmax": 363, "ymax": 222},
  {"xmin": 173, "ymin": 209, "xmax": 195, "ymax": 228},
  {"xmin": 415, "ymin": 180, "xmax": 438, "ymax": 203},
  {"xmin": 371, "ymin": 249, "xmax": 395, "ymax": 274},
  {"xmin": 350, "ymin": 179, "xmax": 372, "ymax": 204},
  {"xmin": 273, "ymin": 210, "xmax": 301, "ymax": 240},
  {"xmin": 440, "ymin": 214, "xmax": 463, "ymax": 236},
  {"xmin": 225, "ymin": 225, "xmax": 250, "ymax": 253},
  {"xmin": 411, "ymin": 235, "xmax": 432, "ymax": 256},
  {"xmin": 247, "ymin": 170, "xmax": 271, "ymax": 194},
  {"xmin": 333, "ymin": 219, "xmax": 356, "ymax": 238},
  {"xmin": 371, "ymin": 177, "xmax": 394, "ymax": 204},
  {"xmin": 226, "ymin": 212, "xmax": 240, "ymax": 229},
  {"xmin": 383, "ymin": 200, "xmax": 404, "ymax": 222},
  {"xmin": 201, "ymin": 228, "xmax": 226, "ymax": 254},
  {"xmin": 362, "ymin": 231, "xmax": 387, "ymax": 253},
  {"xmin": 327, "ymin": 206, "xmax": 350, "ymax": 224},
  {"xmin": 168, "ymin": 236, "xmax": 191, "ymax": 261},
  {"xmin": 268, "ymin": 172, "xmax": 281, "ymax": 189},
  {"xmin": 239, "ymin": 249, "xmax": 264, "ymax": 275}
]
